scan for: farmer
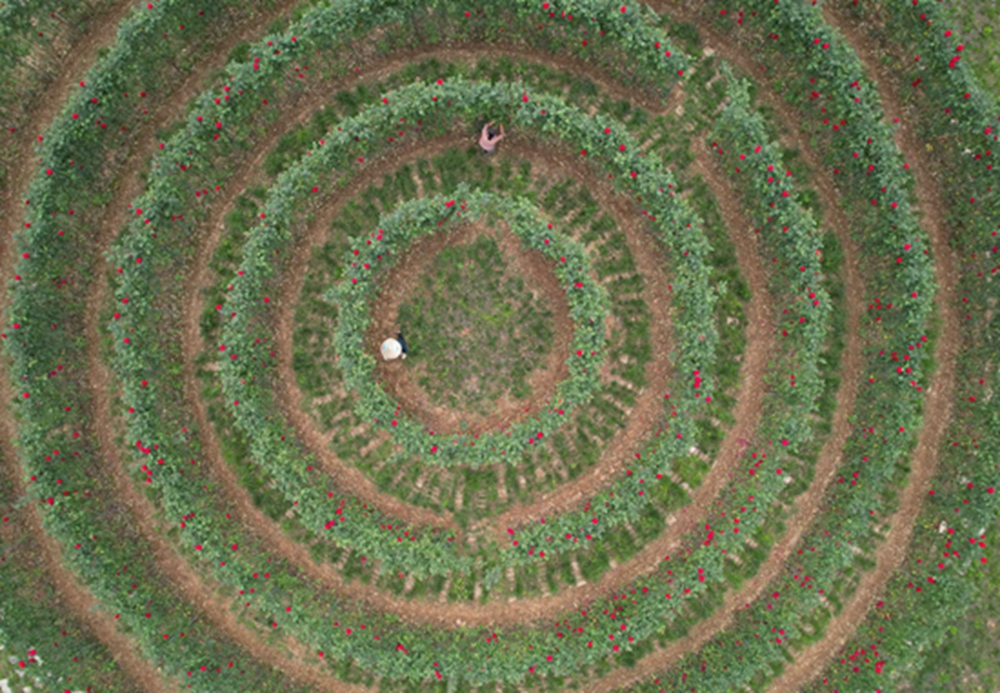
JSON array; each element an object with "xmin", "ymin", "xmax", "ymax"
[
  {"xmin": 479, "ymin": 121, "xmax": 505, "ymax": 154},
  {"xmin": 380, "ymin": 337, "xmax": 403, "ymax": 361},
  {"xmin": 396, "ymin": 332, "xmax": 408, "ymax": 359}
]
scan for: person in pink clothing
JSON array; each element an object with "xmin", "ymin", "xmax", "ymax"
[{"xmin": 479, "ymin": 121, "xmax": 505, "ymax": 154}]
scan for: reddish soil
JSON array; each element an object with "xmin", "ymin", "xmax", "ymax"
[
  {"xmin": 0, "ymin": 1, "xmax": 370, "ymax": 690},
  {"xmin": 578, "ymin": 132, "xmax": 866, "ymax": 693},
  {"xmin": 472, "ymin": 144, "xmax": 675, "ymax": 535},
  {"xmin": 186, "ymin": 43, "xmax": 684, "ymax": 536},
  {"xmin": 367, "ymin": 219, "xmax": 573, "ymax": 436},
  {"xmin": 474, "ymin": 138, "xmax": 774, "ymax": 543},
  {"xmin": 577, "ymin": 3, "xmax": 956, "ymax": 690}
]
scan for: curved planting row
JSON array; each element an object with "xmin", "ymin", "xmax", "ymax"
[
  {"xmin": 592, "ymin": 1, "xmax": 990, "ymax": 690},
  {"xmin": 102, "ymin": 73, "xmax": 727, "ymax": 683},
  {"xmin": 581, "ymin": 72, "xmax": 921, "ymax": 693}
]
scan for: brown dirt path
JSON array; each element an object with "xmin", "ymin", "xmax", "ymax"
[
  {"xmin": 580, "ymin": 3, "xmax": 952, "ymax": 691},
  {"xmin": 367, "ymin": 220, "xmax": 574, "ymax": 437},
  {"xmin": 766, "ymin": 7, "xmax": 960, "ymax": 690},
  {"xmin": 575, "ymin": 142, "xmax": 786, "ymax": 693},
  {"xmin": 474, "ymin": 144, "xmax": 677, "ymax": 541},
  {"xmin": 578, "ymin": 136, "xmax": 866, "ymax": 693},
  {"xmin": 69, "ymin": 10, "xmax": 377, "ymax": 693},
  {"xmin": 1, "ymin": 0, "xmax": 135, "ymax": 192},
  {"xmin": 0, "ymin": 469, "xmax": 171, "ymax": 693}
]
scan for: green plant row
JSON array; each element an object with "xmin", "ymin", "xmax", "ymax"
[
  {"xmin": 93, "ymin": 5, "xmax": 842, "ymax": 686},
  {"xmin": 803, "ymin": 250, "xmax": 1000, "ymax": 688},
  {"xmin": 0, "ymin": 463, "xmax": 140, "ymax": 693},
  {"xmin": 100, "ymin": 45, "xmax": 820, "ymax": 687},
  {"xmin": 593, "ymin": 68, "xmax": 861, "ymax": 692},
  {"xmin": 3, "ymin": 1, "xmax": 940, "ymax": 688},
  {"xmin": 331, "ymin": 190, "xmax": 609, "ymax": 467},
  {"xmin": 711, "ymin": 66, "xmax": 830, "ymax": 458},
  {"xmin": 801, "ymin": 2, "xmax": 1000, "ymax": 687},
  {"xmin": 707, "ymin": 0, "xmax": 935, "ymax": 284},
  {"xmin": 0, "ymin": 11, "xmax": 687, "ymax": 691},
  {"xmin": 72, "ymin": 1, "xmax": 762, "ymax": 682},
  {"xmin": 204, "ymin": 69, "xmax": 854, "ymax": 684},
  {"xmin": 619, "ymin": 1, "xmax": 957, "ymax": 687},
  {"xmin": 18, "ymin": 76, "xmax": 806, "ymax": 689},
  {"xmin": 880, "ymin": 0, "xmax": 1000, "ymax": 247}
]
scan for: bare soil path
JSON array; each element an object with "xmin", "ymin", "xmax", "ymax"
[
  {"xmin": 72, "ymin": 3, "xmax": 377, "ymax": 686},
  {"xmin": 473, "ymin": 143, "xmax": 678, "ymax": 541},
  {"xmin": 1, "ymin": 4, "xmax": 950, "ymax": 688},
  {"xmin": 180, "ymin": 43, "xmax": 681, "ymax": 537},
  {"xmin": 583, "ymin": 3, "xmax": 956, "ymax": 690}
]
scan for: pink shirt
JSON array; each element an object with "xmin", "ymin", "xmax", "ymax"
[{"xmin": 479, "ymin": 124, "xmax": 503, "ymax": 151}]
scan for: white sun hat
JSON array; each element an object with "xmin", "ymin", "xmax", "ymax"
[{"xmin": 380, "ymin": 338, "xmax": 403, "ymax": 360}]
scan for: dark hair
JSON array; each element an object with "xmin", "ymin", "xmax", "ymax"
[{"xmin": 487, "ymin": 126, "xmax": 499, "ymax": 138}]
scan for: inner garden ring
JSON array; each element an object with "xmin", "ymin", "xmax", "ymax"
[{"xmin": 329, "ymin": 187, "xmax": 609, "ymax": 467}]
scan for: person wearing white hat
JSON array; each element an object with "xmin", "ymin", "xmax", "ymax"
[
  {"xmin": 380, "ymin": 332, "xmax": 408, "ymax": 361},
  {"xmin": 380, "ymin": 337, "xmax": 403, "ymax": 360}
]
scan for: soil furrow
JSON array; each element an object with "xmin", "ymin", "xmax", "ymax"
[
  {"xmin": 1, "ymin": 0, "xmax": 137, "ymax": 196},
  {"xmin": 180, "ymin": 44, "xmax": 682, "ymax": 536},
  {"xmin": 472, "ymin": 146, "xmax": 677, "ymax": 541},
  {"xmin": 574, "ymin": 3, "xmax": 949, "ymax": 689},
  {"xmin": 577, "ymin": 129, "xmax": 865, "ymax": 693}
]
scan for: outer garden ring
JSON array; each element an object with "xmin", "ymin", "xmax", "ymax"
[{"xmin": 330, "ymin": 187, "xmax": 610, "ymax": 468}]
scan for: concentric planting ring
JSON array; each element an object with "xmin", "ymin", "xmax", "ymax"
[{"xmin": 331, "ymin": 188, "xmax": 609, "ymax": 467}]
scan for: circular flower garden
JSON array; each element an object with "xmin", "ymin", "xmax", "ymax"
[{"xmin": 0, "ymin": 0, "xmax": 997, "ymax": 691}]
